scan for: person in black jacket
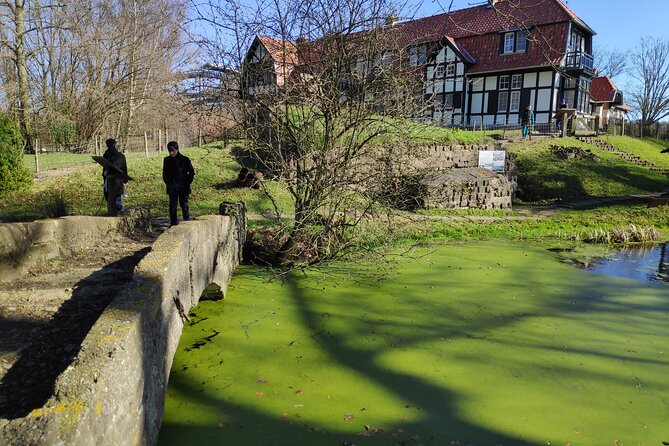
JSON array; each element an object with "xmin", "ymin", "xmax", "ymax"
[
  {"xmin": 102, "ymin": 138, "xmax": 128, "ymax": 216},
  {"xmin": 162, "ymin": 141, "xmax": 195, "ymax": 226}
]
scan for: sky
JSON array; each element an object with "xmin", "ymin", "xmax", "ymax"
[{"xmin": 415, "ymin": 0, "xmax": 669, "ymax": 53}]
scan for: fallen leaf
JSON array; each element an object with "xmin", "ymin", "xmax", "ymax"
[
  {"xmin": 295, "ymin": 389, "xmax": 303, "ymax": 395},
  {"xmin": 215, "ymin": 422, "xmax": 225, "ymax": 429},
  {"xmin": 255, "ymin": 391, "xmax": 264, "ymax": 397},
  {"xmin": 344, "ymin": 413, "xmax": 355, "ymax": 421}
]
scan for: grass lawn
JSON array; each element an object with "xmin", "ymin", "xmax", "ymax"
[
  {"xmin": 159, "ymin": 241, "xmax": 669, "ymax": 446},
  {"xmin": 2, "ymin": 143, "xmax": 293, "ymax": 221},
  {"xmin": 508, "ymin": 137, "xmax": 669, "ymax": 203},
  {"xmin": 600, "ymin": 135, "xmax": 669, "ymax": 170}
]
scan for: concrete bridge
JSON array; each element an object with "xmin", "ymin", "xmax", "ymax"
[{"xmin": 0, "ymin": 203, "xmax": 246, "ymax": 445}]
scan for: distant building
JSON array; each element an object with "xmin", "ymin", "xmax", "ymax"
[
  {"xmin": 243, "ymin": 0, "xmax": 606, "ymax": 131},
  {"xmin": 590, "ymin": 76, "xmax": 630, "ymax": 132}
]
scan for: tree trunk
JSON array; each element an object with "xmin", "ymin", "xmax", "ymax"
[{"xmin": 14, "ymin": 0, "xmax": 31, "ymax": 149}]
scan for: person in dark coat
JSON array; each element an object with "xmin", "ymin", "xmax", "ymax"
[
  {"xmin": 162, "ymin": 141, "xmax": 195, "ymax": 226},
  {"xmin": 102, "ymin": 138, "xmax": 127, "ymax": 216}
]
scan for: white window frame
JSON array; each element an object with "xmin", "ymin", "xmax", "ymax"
[
  {"xmin": 498, "ymin": 91, "xmax": 509, "ymax": 112},
  {"xmin": 510, "ymin": 91, "xmax": 521, "ymax": 112},
  {"xmin": 446, "ymin": 62, "xmax": 455, "ymax": 77},
  {"xmin": 504, "ymin": 32, "xmax": 515, "ymax": 54},
  {"xmin": 499, "ymin": 75, "xmax": 510, "ymax": 90},
  {"xmin": 435, "ymin": 63, "xmax": 445, "ymax": 78},
  {"xmin": 511, "ymin": 74, "xmax": 523, "ymax": 89},
  {"xmin": 516, "ymin": 32, "xmax": 527, "ymax": 53}
]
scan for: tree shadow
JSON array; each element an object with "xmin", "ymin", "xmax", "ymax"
[{"xmin": 0, "ymin": 247, "xmax": 150, "ymax": 419}]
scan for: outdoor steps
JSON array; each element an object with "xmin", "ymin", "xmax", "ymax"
[{"xmin": 576, "ymin": 137, "xmax": 669, "ymax": 175}]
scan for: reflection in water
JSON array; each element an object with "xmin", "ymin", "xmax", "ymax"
[{"xmin": 583, "ymin": 242, "xmax": 668, "ymax": 283}]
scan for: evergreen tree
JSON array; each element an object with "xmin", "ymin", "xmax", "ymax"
[{"xmin": 0, "ymin": 114, "xmax": 32, "ymax": 193}]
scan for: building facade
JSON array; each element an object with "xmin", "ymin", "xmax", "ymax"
[{"xmin": 243, "ymin": 0, "xmax": 602, "ymax": 131}]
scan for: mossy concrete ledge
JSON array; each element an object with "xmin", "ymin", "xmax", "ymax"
[
  {"xmin": 0, "ymin": 206, "xmax": 151, "ymax": 282},
  {"xmin": 0, "ymin": 203, "xmax": 246, "ymax": 446}
]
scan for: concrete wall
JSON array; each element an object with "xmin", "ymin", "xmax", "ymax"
[
  {"xmin": 0, "ymin": 204, "xmax": 246, "ymax": 446},
  {"xmin": 0, "ymin": 207, "xmax": 151, "ymax": 283}
]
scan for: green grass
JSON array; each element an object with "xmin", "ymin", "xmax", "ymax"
[
  {"xmin": 395, "ymin": 204, "xmax": 669, "ymax": 244},
  {"xmin": 2, "ymin": 143, "xmax": 293, "ymax": 221},
  {"xmin": 600, "ymin": 135, "xmax": 669, "ymax": 170},
  {"xmin": 160, "ymin": 241, "xmax": 669, "ymax": 446},
  {"xmin": 508, "ymin": 137, "xmax": 669, "ymax": 203},
  {"xmin": 376, "ymin": 118, "xmax": 498, "ymax": 146},
  {"xmin": 23, "ymin": 152, "xmax": 96, "ymax": 174},
  {"xmin": 5, "ymin": 135, "xmax": 669, "ymax": 246}
]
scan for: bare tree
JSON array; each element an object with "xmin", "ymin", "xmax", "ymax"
[
  {"xmin": 593, "ymin": 43, "xmax": 628, "ymax": 79},
  {"xmin": 194, "ymin": 0, "xmax": 426, "ymax": 266},
  {"xmin": 629, "ymin": 37, "xmax": 669, "ymax": 128},
  {"xmin": 0, "ymin": 0, "xmax": 189, "ymax": 151}
]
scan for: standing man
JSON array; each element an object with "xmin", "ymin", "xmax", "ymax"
[
  {"xmin": 102, "ymin": 138, "xmax": 127, "ymax": 216},
  {"xmin": 521, "ymin": 105, "xmax": 534, "ymax": 140},
  {"xmin": 162, "ymin": 141, "xmax": 195, "ymax": 226}
]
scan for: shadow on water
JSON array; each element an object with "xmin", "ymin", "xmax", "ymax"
[
  {"xmin": 573, "ymin": 242, "xmax": 668, "ymax": 283},
  {"xmin": 159, "ymin": 242, "xmax": 669, "ymax": 445}
]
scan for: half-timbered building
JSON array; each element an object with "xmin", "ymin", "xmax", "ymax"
[{"xmin": 243, "ymin": 0, "xmax": 602, "ymax": 130}]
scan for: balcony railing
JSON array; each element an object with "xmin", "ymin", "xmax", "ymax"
[{"xmin": 565, "ymin": 51, "xmax": 594, "ymax": 72}]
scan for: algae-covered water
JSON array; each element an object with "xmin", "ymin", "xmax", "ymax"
[{"xmin": 158, "ymin": 241, "xmax": 669, "ymax": 445}]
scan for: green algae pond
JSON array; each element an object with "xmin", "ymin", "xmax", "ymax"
[{"xmin": 158, "ymin": 241, "xmax": 669, "ymax": 446}]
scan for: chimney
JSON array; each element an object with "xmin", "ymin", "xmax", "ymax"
[
  {"xmin": 487, "ymin": 0, "xmax": 498, "ymax": 7},
  {"xmin": 384, "ymin": 14, "xmax": 398, "ymax": 28}
]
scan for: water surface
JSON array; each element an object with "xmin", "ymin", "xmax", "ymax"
[
  {"xmin": 160, "ymin": 241, "xmax": 669, "ymax": 445},
  {"xmin": 582, "ymin": 242, "xmax": 668, "ymax": 283}
]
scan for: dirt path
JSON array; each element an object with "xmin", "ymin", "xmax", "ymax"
[{"xmin": 34, "ymin": 166, "xmax": 84, "ymax": 183}]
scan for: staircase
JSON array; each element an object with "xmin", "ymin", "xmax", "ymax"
[{"xmin": 576, "ymin": 136, "xmax": 669, "ymax": 175}]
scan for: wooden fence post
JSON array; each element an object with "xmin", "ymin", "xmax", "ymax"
[
  {"xmin": 144, "ymin": 132, "xmax": 149, "ymax": 157},
  {"xmin": 34, "ymin": 138, "xmax": 40, "ymax": 174},
  {"xmin": 158, "ymin": 129, "xmax": 162, "ymax": 152}
]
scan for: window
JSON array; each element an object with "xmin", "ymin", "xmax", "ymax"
[
  {"xmin": 564, "ymin": 77, "xmax": 576, "ymax": 89},
  {"xmin": 382, "ymin": 50, "xmax": 393, "ymax": 66},
  {"xmin": 510, "ymin": 91, "xmax": 520, "ymax": 112},
  {"xmin": 504, "ymin": 33, "xmax": 515, "ymax": 54},
  {"xmin": 511, "ymin": 74, "xmax": 522, "ymax": 89},
  {"xmin": 562, "ymin": 90, "xmax": 575, "ymax": 108},
  {"xmin": 498, "ymin": 91, "xmax": 508, "ymax": 112},
  {"xmin": 435, "ymin": 64, "xmax": 445, "ymax": 78},
  {"xmin": 501, "ymin": 30, "xmax": 529, "ymax": 54},
  {"xmin": 516, "ymin": 32, "xmax": 527, "ymax": 53},
  {"xmin": 499, "ymin": 75, "xmax": 510, "ymax": 89},
  {"xmin": 410, "ymin": 44, "xmax": 427, "ymax": 66},
  {"xmin": 446, "ymin": 62, "xmax": 455, "ymax": 77},
  {"xmin": 444, "ymin": 93, "xmax": 453, "ymax": 110}
]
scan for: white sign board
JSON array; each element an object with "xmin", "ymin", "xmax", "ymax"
[{"xmin": 478, "ymin": 150, "xmax": 506, "ymax": 173}]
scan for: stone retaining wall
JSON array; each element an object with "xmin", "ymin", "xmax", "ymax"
[
  {"xmin": 419, "ymin": 167, "xmax": 512, "ymax": 210},
  {"xmin": 0, "ymin": 203, "xmax": 246, "ymax": 446}
]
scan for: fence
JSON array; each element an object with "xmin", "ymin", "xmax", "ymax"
[{"xmin": 605, "ymin": 122, "xmax": 669, "ymax": 141}]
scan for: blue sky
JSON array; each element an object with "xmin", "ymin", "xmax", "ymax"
[{"xmin": 415, "ymin": 0, "xmax": 669, "ymax": 53}]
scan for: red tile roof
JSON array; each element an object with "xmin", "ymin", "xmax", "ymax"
[
  {"xmin": 590, "ymin": 76, "xmax": 618, "ymax": 102},
  {"xmin": 253, "ymin": 0, "xmax": 591, "ymax": 75},
  {"xmin": 257, "ymin": 36, "xmax": 299, "ymax": 65}
]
